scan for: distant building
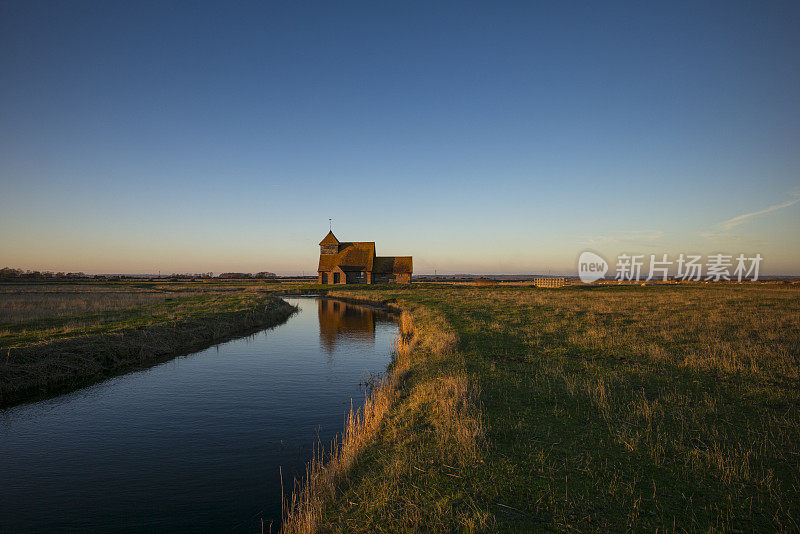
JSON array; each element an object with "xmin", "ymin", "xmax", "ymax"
[
  {"xmin": 533, "ymin": 276, "xmax": 566, "ymax": 288},
  {"xmin": 317, "ymin": 231, "xmax": 412, "ymax": 284}
]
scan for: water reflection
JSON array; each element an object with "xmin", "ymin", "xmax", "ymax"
[{"xmin": 318, "ymin": 299, "xmax": 395, "ymax": 354}]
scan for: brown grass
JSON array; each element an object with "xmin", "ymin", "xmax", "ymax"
[
  {"xmin": 281, "ymin": 296, "xmax": 484, "ymax": 533},
  {"xmin": 0, "ymin": 291, "xmax": 199, "ymax": 323},
  {"xmin": 282, "ymin": 284, "xmax": 799, "ymax": 532}
]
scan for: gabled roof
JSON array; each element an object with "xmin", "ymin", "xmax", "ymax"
[
  {"xmin": 319, "ymin": 231, "xmax": 340, "ymax": 246},
  {"xmin": 318, "ymin": 242, "xmax": 375, "ymax": 272},
  {"xmin": 374, "ymin": 256, "xmax": 413, "ymax": 274}
]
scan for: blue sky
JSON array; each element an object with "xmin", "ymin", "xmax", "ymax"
[{"xmin": 1, "ymin": 1, "xmax": 798, "ymax": 275}]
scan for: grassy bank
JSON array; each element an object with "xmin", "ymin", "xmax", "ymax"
[
  {"xmin": 283, "ymin": 295, "xmax": 485, "ymax": 532},
  {"xmin": 285, "ymin": 284, "xmax": 800, "ymax": 532},
  {"xmin": 0, "ymin": 282, "xmax": 297, "ymax": 407}
]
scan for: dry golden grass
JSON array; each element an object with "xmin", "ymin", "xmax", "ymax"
[
  {"xmin": 282, "ymin": 295, "xmax": 485, "ymax": 533},
  {"xmin": 0, "ymin": 291, "xmax": 199, "ymax": 323},
  {"xmin": 284, "ymin": 283, "xmax": 799, "ymax": 532}
]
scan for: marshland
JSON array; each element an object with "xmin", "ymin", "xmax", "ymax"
[
  {"xmin": 294, "ymin": 283, "xmax": 800, "ymax": 532},
  {"xmin": 5, "ymin": 1, "xmax": 800, "ymax": 531},
  {"xmin": 2, "ymin": 281, "xmax": 798, "ymax": 531}
]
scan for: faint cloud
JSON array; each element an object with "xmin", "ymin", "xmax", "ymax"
[
  {"xmin": 698, "ymin": 231, "xmax": 742, "ymax": 240},
  {"xmin": 719, "ymin": 195, "xmax": 800, "ymax": 230},
  {"xmin": 702, "ymin": 192, "xmax": 800, "ymax": 239},
  {"xmin": 583, "ymin": 230, "xmax": 663, "ymax": 247}
]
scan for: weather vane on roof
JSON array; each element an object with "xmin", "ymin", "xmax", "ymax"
[{"xmin": 329, "ymin": 218, "xmax": 332, "ymax": 231}]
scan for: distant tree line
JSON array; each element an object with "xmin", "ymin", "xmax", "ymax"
[
  {"xmin": 166, "ymin": 273, "xmax": 214, "ymax": 280},
  {"xmin": 0, "ymin": 267, "xmax": 279, "ymax": 281},
  {"xmin": 0, "ymin": 268, "xmax": 88, "ymax": 280},
  {"xmin": 217, "ymin": 272, "xmax": 277, "ymax": 279}
]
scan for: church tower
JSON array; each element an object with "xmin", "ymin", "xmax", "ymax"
[{"xmin": 319, "ymin": 231, "xmax": 340, "ymax": 255}]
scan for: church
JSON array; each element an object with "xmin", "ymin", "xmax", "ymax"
[{"xmin": 317, "ymin": 231, "xmax": 412, "ymax": 284}]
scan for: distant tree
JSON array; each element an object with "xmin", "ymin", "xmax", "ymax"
[
  {"xmin": 254, "ymin": 272, "xmax": 277, "ymax": 279},
  {"xmin": 218, "ymin": 272, "xmax": 252, "ymax": 279},
  {"xmin": 0, "ymin": 267, "xmax": 23, "ymax": 279}
]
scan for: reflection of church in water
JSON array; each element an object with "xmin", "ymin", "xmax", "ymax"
[{"xmin": 318, "ymin": 299, "xmax": 393, "ymax": 353}]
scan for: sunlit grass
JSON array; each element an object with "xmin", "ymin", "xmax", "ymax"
[
  {"xmin": 284, "ymin": 284, "xmax": 800, "ymax": 532},
  {"xmin": 0, "ymin": 284, "xmax": 278, "ymax": 349},
  {"xmin": 0, "ymin": 290, "xmax": 196, "ymax": 323}
]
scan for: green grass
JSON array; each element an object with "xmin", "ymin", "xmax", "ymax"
[{"xmin": 287, "ymin": 284, "xmax": 800, "ymax": 532}]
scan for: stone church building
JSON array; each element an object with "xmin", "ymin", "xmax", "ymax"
[{"xmin": 317, "ymin": 231, "xmax": 412, "ymax": 284}]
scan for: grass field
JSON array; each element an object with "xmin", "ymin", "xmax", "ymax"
[
  {"xmin": 284, "ymin": 283, "xmax": 800, "ymax": 533},
  {"xmin": 0, "ymin": 281, "xmax": 296, "ymax": 406}
]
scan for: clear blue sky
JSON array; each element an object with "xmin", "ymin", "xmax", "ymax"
[{"xmin": 1, "ymin": 1, "xmax": 798, "ymax": 275}]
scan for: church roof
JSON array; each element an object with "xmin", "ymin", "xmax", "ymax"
[
  {"xmin": 319, "ymin": 231, "xmax": 340, "ymax": 246},
  {"xmin": 318, "ymin": 242, "xmax": 375, "ymax": 272},
  {"xmin": 374, "ymin": 256, "xmax": 413, "ymax": 274}
]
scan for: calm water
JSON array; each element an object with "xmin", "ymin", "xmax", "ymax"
[{"xmin": 0, "ymin": 297, "xmax": 398, "ymax": 532}]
